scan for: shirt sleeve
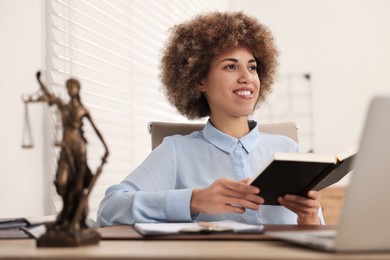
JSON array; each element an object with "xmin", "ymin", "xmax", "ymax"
[{"xmin": 97, "ymin": 138, "xmax": 194, "ymax": 226}]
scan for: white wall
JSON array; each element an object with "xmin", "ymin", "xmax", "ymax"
[
  {"xmin": 1, "ymin": 0, "xmax": 390, "ymax": 218},
  {"xmin": 0, "ymin": 0, "xmax": 44, "ymax": 217},
  {"xmin": 233, "ymin": 0, "xmax": 390, "ymax": 153}
]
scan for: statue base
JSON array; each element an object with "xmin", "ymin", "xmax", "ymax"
[{"xmin": 37, "ymin": 226, "xmax": 100, "ymax": 247}]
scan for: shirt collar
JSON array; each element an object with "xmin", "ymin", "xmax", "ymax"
[{"xmin": 202, "ymin": 120, "xmax": 260, "ymax": 154}]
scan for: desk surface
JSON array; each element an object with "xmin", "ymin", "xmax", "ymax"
[
  {"xmin": 1, "ymin": 225, "xmax": 390, "ymax": 260},
  {"xmin": 2, "ymin": 239, "xmax": 390, "ymax": 260}
]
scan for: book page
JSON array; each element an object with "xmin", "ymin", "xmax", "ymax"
[
  {"xmin": 273, "ymin": 153, "xmax": 337, "ymax": 163},
  {"xmin": 336, "ymin": 146, "xmax": 358, "ymax": 161}
]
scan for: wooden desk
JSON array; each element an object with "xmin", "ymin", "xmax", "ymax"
[
  {"xmin": 2, "ymin": 224, "xmax": 390, "ymax": 260},
  {"xmin": 2, "ymin": 238, "xmax": 390, "ymax": 260}
]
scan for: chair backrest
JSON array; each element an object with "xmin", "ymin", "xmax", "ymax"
[{"xmin": 148, "ymin": 121, "xmax": 298, "ymax": 150}]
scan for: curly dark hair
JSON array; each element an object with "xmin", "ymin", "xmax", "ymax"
[{"xmin": 160, "ymin": 11, "xmax": 279, "ymax": 119}]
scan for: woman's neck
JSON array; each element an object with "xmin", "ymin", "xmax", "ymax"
[{"xmin": 209, "ymin": 115, "xmax": 250, "ymax": 139}]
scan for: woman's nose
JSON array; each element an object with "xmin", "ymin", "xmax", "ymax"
[{"xmin": 238, "ymin": 68, "xmax": 253, "ymax": 84}]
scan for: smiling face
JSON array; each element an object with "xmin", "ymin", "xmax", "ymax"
[{"xmin": 199, "ymin": 47, "xmax": 260, "ymax": 122}]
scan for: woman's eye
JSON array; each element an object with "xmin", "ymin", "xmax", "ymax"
[
  {"xmin": 224, "ymin": 64, "xmax": 237, "ymax": 70},
  {"xmin": 249, "ymin": 65, "xmax": 257, "ymax": 71}
]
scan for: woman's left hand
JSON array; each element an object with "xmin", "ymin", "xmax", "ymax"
[{"xmin": 278, "ymin": 190, "xmax": 321, "ymax": 225}]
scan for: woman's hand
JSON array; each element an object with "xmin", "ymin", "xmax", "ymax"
[
  {"xmin": 278, "ymin": 190, "xmax": 321, "ymax": 225},
  {"xmin": 190, "ymin": 178, "xmax": 264, "ymax": 215}
]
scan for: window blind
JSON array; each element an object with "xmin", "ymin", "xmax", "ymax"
[{"xmin": 44, "ymin": 0, "xmax": 229, "ymax": 220}]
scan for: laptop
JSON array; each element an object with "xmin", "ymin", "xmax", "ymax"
[{"xmin": 267, "ymin": 96, "xmax": 390, "ymax": 252}]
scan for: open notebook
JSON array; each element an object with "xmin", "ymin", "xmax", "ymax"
[{"xmin": 266, "ymin": 96, "xmax": 390, "ymax": 252}]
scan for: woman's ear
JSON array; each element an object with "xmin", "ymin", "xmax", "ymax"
[{"xmin": 198, "ymin": 80, "xmax": 206, "ymax": 92}]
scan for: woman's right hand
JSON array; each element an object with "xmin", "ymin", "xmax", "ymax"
[{"xmin": 190, "ymin": 177, "xmax": 264, "ymax": 215}]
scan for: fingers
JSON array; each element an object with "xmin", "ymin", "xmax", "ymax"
[
  {"xmin": 278, "ymin": 190, "xmax": 321, "ymax": 225},
  {"xmin": 219, "ymin": 203, "xmax": 246, "ymax": 214},
  {"xmin": 192, "ymin": 189, "xmax": 250, "ymax": 214},
  {"xmin": 280, "ymin": 191, "xmax": 320, "ymax": 207},
  {"xmin": 280, "ymin": 194, "xmax": 317, "ymax": 207},
  {"xmin": 279, "ymin": 195, "xmax": 319, "ymax": 214},
  {"xmin": 190, "ymin": 178, "xmax": 264, "ymax": 215},
  {"xmin": 225, "ymin": 195, "xmax": 262, "ymax": 211},
  {"xmin": 219, "ymin": 185, "xmax": 262, "ymax": 203},
  {"xmin": 278, "ymin": 196, "xmax": 315, "ymax": 215},
  {"xmin": 239, "ymin": 178, "xmax": 250, "ymax": 184},
  {"xmin": 307, "ymin": 190, "xmax": 320, "ymax": 200},
  {"xmin": 220, "ymin": 178, "xmax": 263, "ymax": 203},
  {"xmin": 215, "ymin": 179, "xmax": 263, "ymax": 210},
  {"xmin": 222, "ymin": 177, "xmax": 260, "ymax": 194}
]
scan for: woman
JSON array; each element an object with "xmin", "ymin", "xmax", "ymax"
[{"xmin": 97, "ymin": 11, "xmax": 323, "ymax": 226}]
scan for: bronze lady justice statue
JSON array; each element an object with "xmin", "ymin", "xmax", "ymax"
[{"xmin": 23, "ymin": 72, "xmax": 109, "ymax": 246}]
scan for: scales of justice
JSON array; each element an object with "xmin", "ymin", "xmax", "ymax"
[{"xmin": 22, "ymin": 71, "xmax": 109, "ymax": 247}]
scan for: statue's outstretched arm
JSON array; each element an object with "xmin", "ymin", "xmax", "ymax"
[{"xmin": 34, "ymin": 71, "xmax": 61, "ymax": 107}]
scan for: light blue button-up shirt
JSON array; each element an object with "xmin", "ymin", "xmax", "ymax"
[{"xmin": 97, "ymin": 120, "xmax": 324, "ymax": 226}]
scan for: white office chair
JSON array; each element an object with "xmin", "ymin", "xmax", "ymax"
[{"xmin": 148, "ymin": 121, "xmax": 298, "ymax": 150}]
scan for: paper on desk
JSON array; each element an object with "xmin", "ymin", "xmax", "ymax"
[
  {"xmin": 134, "ymin": 220, "xmax": 263, "ymax": 235},
  {"xmin": 21, "ymin": 224, "xmax": 47, "ymax": 239},
  {"xmin": 0, "ymin": 215, "xmax": 55, "ymax": 229}
]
